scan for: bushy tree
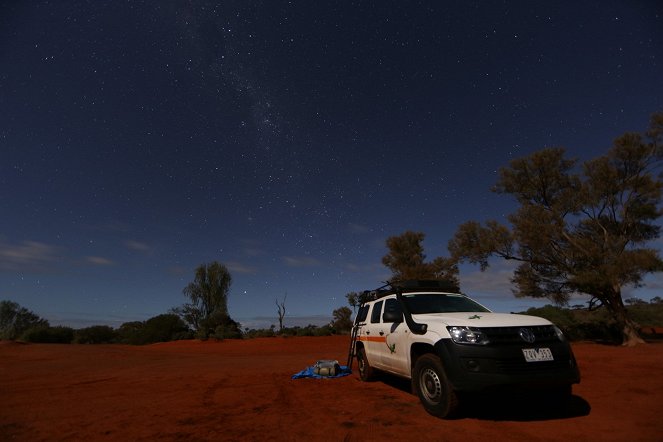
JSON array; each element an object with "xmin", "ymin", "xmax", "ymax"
[
  {"xmin": 449, "ymin": 113, "xmax": 663, "ymax": 346},
  {"xmin": 116, "ymin": 315, "xmax": 191, "ymax": 345},
  {"xmin": 382, "ymin": 231, "xmax": 459, "ymax": 289},
  {"xmin": 175, "ymin": 261, "xmax": 237, "ymax": 338},
  {"xmin": 143, "ymin": 313, "xmax": 191, "ymax": 342},
  {"xmin": 330, "ymin": 306, "xmax": 353, "ymax": 333},
  {"xmin": 0, "ymin": 300, "xmax": 49, "ymax": 340}
]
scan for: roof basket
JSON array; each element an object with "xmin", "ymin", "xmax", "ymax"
[
  {"xmin": 391, "ymin": 279, "xmax": 459, "ymax": 292},
  {"xmin": 360, "ymin": 280, "xmax": 459, "ymax": 302}
]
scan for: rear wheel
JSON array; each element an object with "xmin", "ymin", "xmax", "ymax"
[
  {"xmin": 357, "ymin": 347, "xmax": 375, "ymax": 381},
  {"xmin": 413, "ymin": 354, "xmax": 458, "ymax": 418}
]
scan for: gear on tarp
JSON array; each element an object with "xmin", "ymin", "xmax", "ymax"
[{"xmin": 291, "ymin": 359, "xmax": 352, "ymax": 379}]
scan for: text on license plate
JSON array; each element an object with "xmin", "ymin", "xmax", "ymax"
[{"xmin": 522, "ymin": 347, "xmax": 554, "ymax": 362}]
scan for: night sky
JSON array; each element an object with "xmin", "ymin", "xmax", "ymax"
[{"xmin": 2, "ymin": 1, "xmax": 662, "ymax": 329}]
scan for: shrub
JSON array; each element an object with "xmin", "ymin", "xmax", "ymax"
[
  {"xmin": 520, "ymin": 304, "xmax": 654, "ymax": 343},
  {"xmin": 627, "ymin": 302, "xmax": 663, "ymax": 326},
  {"xmin": 278, "ymin": 324, "xmax": 333, "ymax": 337},
  {"xmin": 20, "ymin": 325, "xmax": 74, "ymax": 343},
  {"xmin": 142, "ymin": 314, "xmax": 191, "ymax": 343},
  {"xmin": 312, "ymin": 324, "xmax": 333, "ymax": 336},
  {"xmin": 243, "ymin": 328, "xmax": 276, "ymax": 339},
  {"xmin": 212, "ymin": 321, "xmax": 242, "ymax": 340},
  {"xmin": 74, "ymin": 325, "xmax": 117, "ymax": 344},
  {"xmin": 1, "ymin": 300, "xmax": 49, "ymax": 340},
  {"xmin": 116, "ymin": 321, "xmax": 145, "ymax": 345}
]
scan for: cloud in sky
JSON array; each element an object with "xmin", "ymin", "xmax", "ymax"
[
  {"xmin": 0, "ymin": 240, "xmax": 60, "ymax": 272},
  {"xmin": 86, "ymin": 256, "xmax": 114, "ymax": 266},
  {"xmin": 226, "ymin": 261, "xmax": 258, "ymax": 274},
  {"xmin": 347, "ymin": 223, "xmax": 371, "ymax": 234},
  {"xmin": 282, "ymin": 256, "xmax": 321, "ymax": 267},
  {"xmin": 124, "ymin": 240, "xmax": 151, "ymax": 252}
]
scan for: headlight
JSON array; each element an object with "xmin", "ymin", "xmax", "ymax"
[
  {"xmin": 447, "ymin": 326, "xmax": 490, "ymax": 345},
  {"xmin": 553, "ymin": 325, "xmax": 566, "ymax": 341}
]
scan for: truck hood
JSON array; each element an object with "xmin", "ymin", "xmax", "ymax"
[{"xmin": 411, "ymin": 312, "xmax": 552, "ymax": 327}]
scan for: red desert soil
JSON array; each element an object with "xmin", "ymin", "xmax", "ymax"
[{"xmin": 1, "ymin": 336, "xmax": 661, "ymax": 441}]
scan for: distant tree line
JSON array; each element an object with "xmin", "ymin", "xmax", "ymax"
[
  {"xmin": 0, "ymin": 300, "xmax": 194, "ymax": 344},
  {"xmin": 0, "ymin": 261, "xmax": 356, "ymax": 344},
  {"xmin": 4, "ymin": 296, "xmax": 661, "ymax": 345}
]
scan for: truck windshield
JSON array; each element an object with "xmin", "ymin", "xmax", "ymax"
[{"xmin": 403, "ymin": 293, "xmax": 490, "ymax": 314}]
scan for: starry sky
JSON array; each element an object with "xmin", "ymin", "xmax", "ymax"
[{"xmin": 2, "ymin": 1, "xmax": 662, "ymax": 329}]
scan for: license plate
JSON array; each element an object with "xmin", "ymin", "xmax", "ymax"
[{"xmin": 522, "ymin": 347, "xmax": 554, "ymax": 362}]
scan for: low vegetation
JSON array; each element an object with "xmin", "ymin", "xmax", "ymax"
[
  {"xmin": 0, "ymin": 298, "xmax": 344, "ymax": 344},
  {"xmin": 521, "ymin": 298, "xmax": 663, "ymax": 343},
  {"xmin": 3, "ymin": 296, "xmax": 661, "ymax": 345}
]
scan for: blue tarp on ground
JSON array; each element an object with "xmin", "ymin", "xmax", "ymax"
[{"xmin": 291, "ymin": 365, "xmax": 352, "ymax": 379}]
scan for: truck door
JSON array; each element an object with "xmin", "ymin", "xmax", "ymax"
[
  {"xmin": 359, "ymin": 300, "xmax": 385, "ymax": 369},
  {"xmin": 381, "ymin": 297, "xmax": 410, "ymax": 376}
]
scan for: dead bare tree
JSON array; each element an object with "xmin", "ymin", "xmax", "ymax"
[{"xmin": 276, "ymin": 293, "xmax": 287, "ymax": 333}]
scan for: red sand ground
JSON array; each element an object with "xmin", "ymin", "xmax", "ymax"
[{"xmin": 1, "ymin": 336, "xmax": 662, "ymax": 441}]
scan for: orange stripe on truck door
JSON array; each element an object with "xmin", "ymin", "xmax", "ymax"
[{"xmin": 358, "ymin": 335, "xmax": 386, "ymax": 343}]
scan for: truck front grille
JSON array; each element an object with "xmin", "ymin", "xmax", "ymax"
[{"xmin": 477, "ymin": 325, "xmax": 559, "ymax": 345}]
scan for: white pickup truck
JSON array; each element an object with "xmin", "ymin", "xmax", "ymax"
[{"xmin": 349, "ymin": 281, "xmax": 581, "ymax": 418}]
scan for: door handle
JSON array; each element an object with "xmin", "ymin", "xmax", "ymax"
[
  {"xmin": 366, "ymin": 331, "xmax": 370, "ymax": 335},
  {"xmin": 379, "ymin": 331, "xmax": 384, "ymax": 336}
]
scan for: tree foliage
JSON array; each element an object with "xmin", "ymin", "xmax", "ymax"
[
  {"xmin": 382, "ymin": 230, "xmax": 459, "ymax": 289},
  {"xmin": 117, "ymin": 321, "xmax": 146, "ymax": 345},
  {"xmin": 449, "ymin": 113, "xmax": 663, "ymax": 346},
  {"xmin": 74, "ymin": 325, "xmax": 117, "ymax": 344},
  {"xmin": 330, "ymin": 306, "xmax": 353, "ymax": 333},
  {"xmin": 117, "ymin": 314, "xmax": 191, "ymax": 345},
  {"xmin": 0, "ymin": 300, "xmax": 49, "ymax": 340},
  {"xmin": 175, "ymin": 261, "xmax": 237, "ymax": 338},
  {"xmin": 345, "ymin": 291, "xmax": 374, "ymax": 310},
  {"xmin": 142, "ymin": 314, "xmax": 190, "ymax": 343},
  {"xmin": 20, "ymin": 325, "xmax": 75, "ymax": 343}
]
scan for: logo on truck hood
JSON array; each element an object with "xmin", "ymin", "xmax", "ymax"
[{"xmin": 519, "ymin": 327, "xmax": 536, "ymax": 343}]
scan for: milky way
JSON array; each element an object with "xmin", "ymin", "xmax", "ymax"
[{"xmin": 1, "ymin": 1, "xmax": 662, "ymax": 328}]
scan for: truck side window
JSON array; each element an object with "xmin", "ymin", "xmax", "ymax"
[
  {"xmin": 355, "ymin": 305, "xmax": 369, "ymax": 323},
  {"xmin": 383, "ymin": 298, "xmax": 403, "ymax": 323},
  {"xmin": 370, "ymin": 301, "xmax": 383, "ymax": 323}
]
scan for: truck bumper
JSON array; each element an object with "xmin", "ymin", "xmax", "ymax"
[{"xmin": 434, "ymin": 339, "xmax": 581, "ymax": 392}]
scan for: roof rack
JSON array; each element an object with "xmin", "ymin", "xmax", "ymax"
[
  {"xmin": 393, "ymin": 280, "xmax": 459, "ymax": 291},
  {"xmin": 361, "ymin": 280, "xmax": 459, "ymax": 302}
]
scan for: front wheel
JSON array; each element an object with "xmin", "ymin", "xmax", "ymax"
[
  {"xmin": 412, "ymin": 354, "xmax": 459, "ymax": 418},
  {"xmin": 357, "ymin": 347, "xmax": 375, "ymax": 381},
  {"xmin": 546, "ymin": 384, "xmax": 572, "ymax": 408}
]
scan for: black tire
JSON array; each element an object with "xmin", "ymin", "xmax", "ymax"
[
  {"xmin": 357, "ymin": 347, "xmax": 375, "ymax": 381},
  {"xmin": 412, "ymin": 354, "xmax": 459, "ymax": 418}
]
